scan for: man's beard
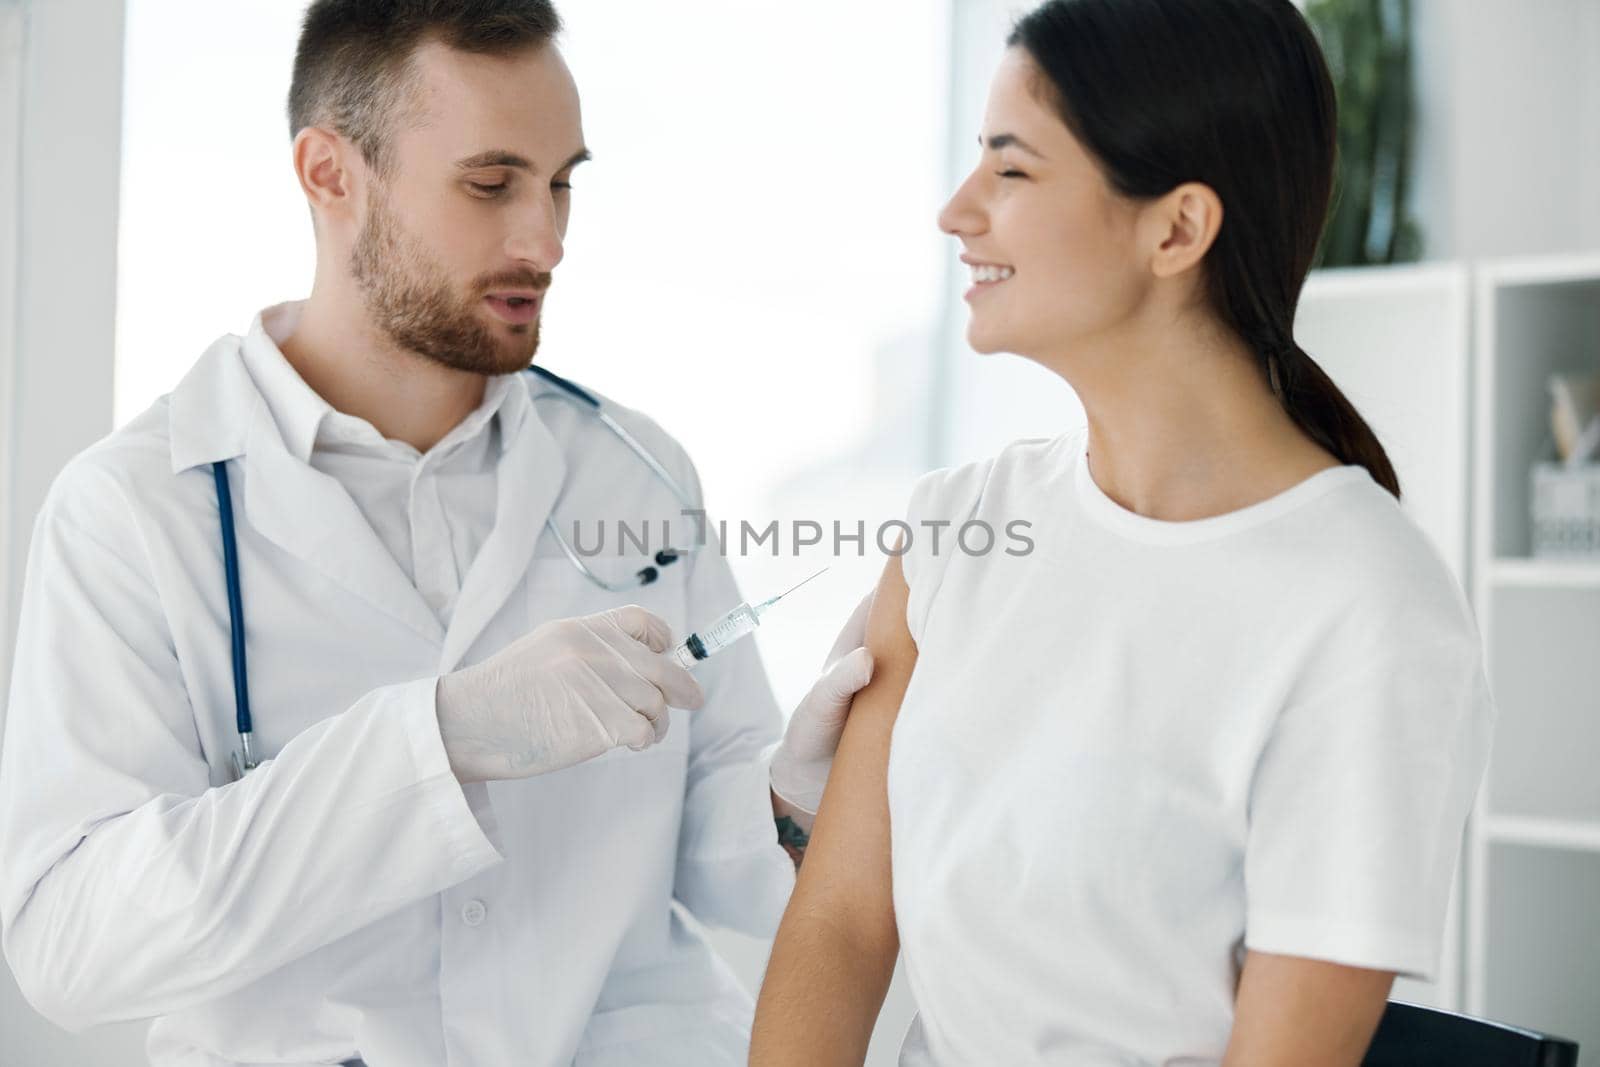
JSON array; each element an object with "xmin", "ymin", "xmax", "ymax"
[{"xmin": 350, "ymin": 185, "xmax": 546, "ymax": 376}]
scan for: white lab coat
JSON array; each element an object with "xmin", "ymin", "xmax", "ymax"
[{"xmin": 0, "ymin": 328, "xmax": 797, "ymax": 1066}]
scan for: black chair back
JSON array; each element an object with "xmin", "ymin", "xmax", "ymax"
[{"xmin": 1362, "ymin": 1001, "xmax": 1579, "ymax": 1067}]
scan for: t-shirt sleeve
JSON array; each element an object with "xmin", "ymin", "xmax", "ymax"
[
  {"xmin": 900, "ymin": 457, "xmax": 996, "ymax": 647},
  {"xmin": 1242, "ymin": 637, "xmax": 1496, "ymax": 980}
]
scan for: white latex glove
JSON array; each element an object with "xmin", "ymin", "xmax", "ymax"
[
  {"xmin": 768, "ymin": 590, "xmax": 877, "ymax": 815},
  {"xmin": 435, "ymin": 605, "xmax": 705, "ymax": 784}
]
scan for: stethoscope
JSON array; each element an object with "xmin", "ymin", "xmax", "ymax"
[{"xmin": 213, "ymin": 365, "xmax": 698, "ymax": 779}]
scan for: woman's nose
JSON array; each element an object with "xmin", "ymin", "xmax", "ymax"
[{"xmin": 937, "ymin": 171, "xmax": 986, "ymax": 237}]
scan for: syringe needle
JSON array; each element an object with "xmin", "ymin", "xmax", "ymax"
[{"xmin": 759, "ymin": 566, "xmax": 829, "ymax": 611}]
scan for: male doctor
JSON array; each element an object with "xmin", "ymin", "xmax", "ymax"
[{"xmin": 0, "ymin": 2, "xmax": 873, "ymax": 1064}]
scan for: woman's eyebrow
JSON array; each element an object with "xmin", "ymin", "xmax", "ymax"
[{"xmin": 980, "ymin": 132, "xmax": 1046, "ymax": 159}]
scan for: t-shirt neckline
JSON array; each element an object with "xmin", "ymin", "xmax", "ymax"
[{"xmin": 1069, "ymin": 430, "xmax": 1371, "ymax": 546}]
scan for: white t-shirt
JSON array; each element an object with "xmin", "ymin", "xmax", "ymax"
[{"xmin": 887, "ymin": 429, "xmax": 1495, "ymax": 1066}]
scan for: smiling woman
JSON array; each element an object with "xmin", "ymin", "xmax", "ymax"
[{"xmin": 750, "ymin": 1, "xmax": 1492, "ymax": 1064}]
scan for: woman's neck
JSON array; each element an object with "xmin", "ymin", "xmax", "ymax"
[{"xmin": 1051, "ymin": 314, "xmax": 1339, "ymax": 522}]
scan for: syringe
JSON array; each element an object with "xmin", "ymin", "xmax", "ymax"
[{"xmin": 671, "ymin": 567, "xmax": 828, "ymax": 670}]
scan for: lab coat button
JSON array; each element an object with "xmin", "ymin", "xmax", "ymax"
[{"xmin": 461, "ymin": 899, "xmax": 487, "ymax": 927}]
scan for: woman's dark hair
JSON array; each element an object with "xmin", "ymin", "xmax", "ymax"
[{"xmin": 1010, "ymin": 0, "xmax": 1401, "ymax": 499}]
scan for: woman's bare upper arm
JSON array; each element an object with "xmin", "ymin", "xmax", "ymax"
[
  {"xmin": 1224, "ymin": 950, "xmax": 1394, "ymax": 1065},
  {"xmin": 785, "ymin": 549, "xmax": 917, "ymax": 954}
]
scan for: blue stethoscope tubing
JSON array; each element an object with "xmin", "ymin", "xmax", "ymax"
[
  {"xmin": 210, "ymin": 365, "xmax": 692, "ymax": 779},
  {"xmin": 212, "ymin": 458, "xmax": 256, "ymax": 778}
]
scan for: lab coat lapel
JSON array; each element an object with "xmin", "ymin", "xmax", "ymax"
[
  {"xmin": 241, "ymin": 404, "xmax": 447, "ymax": 646},
  {"xmin": 439, "ymin": 399, "xmax": 566, "ymax": 672}
]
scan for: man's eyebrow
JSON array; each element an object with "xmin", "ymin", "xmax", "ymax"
[
  {"xmin": 980, "ymin": 133, "xmax": 1045, "ymax": 159},
  {"xmin": 454, "ymin": 148, "xmax": 593, "ymax": 172}
]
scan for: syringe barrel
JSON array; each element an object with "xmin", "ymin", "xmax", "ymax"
[{"xmin": 670, "ymin": 602, "xmax": 761, "ymax": 670}]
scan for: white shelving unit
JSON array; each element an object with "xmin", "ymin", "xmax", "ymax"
[{"xmin": 1467, "ymin": 252, "xmax": 1600, "ymax": 1052}]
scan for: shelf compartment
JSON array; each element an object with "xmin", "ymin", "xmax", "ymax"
[
  {"xmin": 1477, "ymin": 269, "xmax": 1600, "ymax": 561},
  {"xmin": 1484, "ymin": 585, "xmax": 1600, "ymax": 823}
]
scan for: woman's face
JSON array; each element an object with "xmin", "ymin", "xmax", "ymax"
[{"xmin": 939, "ymin": 48, "xmax": 1148, "ymax": 364}]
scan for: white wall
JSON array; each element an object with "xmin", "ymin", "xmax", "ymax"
[
  {"xmin": 1409, "ymin": 0, "xmax": 1600, "ymax": 261},
  {"xmin": 0, "ymin": 3, "xmax": 137, "ymax": 1064}
]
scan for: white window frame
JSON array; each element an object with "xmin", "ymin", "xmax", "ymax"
[
  {"xmin": 0, "ymin": 0, "xmax": 23, "ymax": 705},
  {"xmin": 1, "ymin": 0, "xmax": 124, "ymax": 707},
  {"xmin": 2, "ymin": 2, "xmax": 134, "ymax": 1062}
]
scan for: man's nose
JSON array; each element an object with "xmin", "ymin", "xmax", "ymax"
[{"xmin": 505, "ymin": 197, "xmax": 564, "ymax": 272}]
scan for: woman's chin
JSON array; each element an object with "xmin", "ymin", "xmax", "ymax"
[
  {"xmin": 964, "ymin": 319, "xmax": 999, "ymax": 354},
  {"xmin": 965, "ymin": 328, "xmax": 1011, "ymax": 356}
]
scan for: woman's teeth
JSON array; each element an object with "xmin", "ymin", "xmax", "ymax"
[{"xmin": 971, "ymin": 264, "xmax": 1015, "ymax": 284}]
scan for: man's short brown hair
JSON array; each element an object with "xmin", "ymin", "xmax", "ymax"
[{"xmin": 288, "ymin": 0, "xmax": 563, "ymax": 174}]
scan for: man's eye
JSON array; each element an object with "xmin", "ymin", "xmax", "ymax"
[
  {"xmin": 552, "ymin": 181, "xmax": 573, "ymax": 191},
  {"xmin": 996, "ymin": 169, "xmax": 1028, "ymax": 180},
  {"xmin": 469, "ymin": 181, "xmax": 508, "ymax": 196}
]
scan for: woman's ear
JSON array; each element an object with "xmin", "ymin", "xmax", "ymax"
[{"xmin": 1145, "ymin": 181, "xmax": 1224, "ymax": 280}]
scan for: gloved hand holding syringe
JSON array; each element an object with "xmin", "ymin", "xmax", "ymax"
[{"xmin": 671, "ymin": 567, "xmax": 829, "ymax": 670}]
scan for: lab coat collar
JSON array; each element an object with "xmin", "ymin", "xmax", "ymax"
[
  {"xmin": 239, "ymin": 303, "xmax": 322, "ymax": 464},
  {"xmin": 168, "ymin": 306, "xmax": 567, "ymax": 657},
  {"xmin": 168, "ymin": 333, "xmax": 258, "ymax": 473}
]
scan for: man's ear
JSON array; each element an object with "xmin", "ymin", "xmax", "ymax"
[
  {"xmin": 1143, "ymin": 181, "xmax": 1224, "ymax": 280},
  {"xmin": 292, "ymin": 126, "xmax": 360, "ymax": 228}
]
